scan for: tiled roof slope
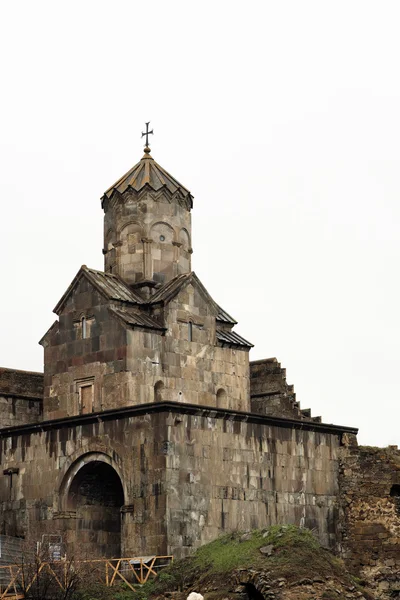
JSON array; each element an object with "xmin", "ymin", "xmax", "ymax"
[
  {"xmin": 147, "ymin": 273, "xmax": 237, "ymax": 324},
  {"xmin": 84, "ymin": 268, "xmax": 143, "ymax": 304},
  {"xmin": 216, "ymin": 329, "xmax": 253, "ymax": 348},
  {"xmin": 149, "ymin": 273, "xmax": 192, "ymax": 304},
  {"xmin": 109, "ymin": 307, "xmax": 165, "ymax": 332},
  {"xmin": 53, "ymin": 266, "xmax": 143, "ymax": 315},
  {"xmin": 53, "ymin": 267, "xmax": 251, "ymax": 342}
]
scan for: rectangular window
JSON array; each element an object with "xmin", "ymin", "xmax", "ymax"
[
  {"xmin": 188, "ymin": 321, "xmax": 193, "ymax": 342},
  {"xmin": 76, "ymin": 378, "xmax": 95, "ymax": 414},
  {"xmin": 80, "ymin": 385, "xmax": 93, "ymax": 414}
]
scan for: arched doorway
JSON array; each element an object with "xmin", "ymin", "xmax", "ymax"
[{"xmin": 66, "ymin": 460, "xmax": 124, "ymax": 558}]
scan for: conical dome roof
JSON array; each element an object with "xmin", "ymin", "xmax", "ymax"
[{"xmin": 102, "ymin": 148, "xmax": 193, "ymax": 207}]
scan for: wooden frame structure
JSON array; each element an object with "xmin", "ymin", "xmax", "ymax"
[{"xmin": 0, "ymin": 555, "xmax": 173, "ymax": 599}]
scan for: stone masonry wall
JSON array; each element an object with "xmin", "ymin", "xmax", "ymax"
[
  {"xmin": 339, "ymin": 440, "xmax": 400, "ymax": 598},
  {"xmin": 42, "ymin": 275, "xmax": 248, "ymax": 419},
  {"xmin": 250, "ymin": 358, "xmax": 320, "ymax": 422},
  {"xmin": 156, "ymin": 282, "xmax": 250, "ymax": 411},
  {"xmin": 0, "ymin": 368, "xmax": 43, "ymax": 428},
  {"xmin": 164, "ymin": 409, "xmax": 343, "ymax": 558},
  {"xmin": 0, "ymin": 411, "xmax": 168, "ymax": 558},
  {"xmin": 103, "ymin": 189, "xmax": 192, "ymax": 286},
  {"xmin": 0, "ymin": 406, "xmax": 351, "ymax": 562},
  {"xmin": 41, "ymin": 277, "xmax": 134, "ymax": 420}
]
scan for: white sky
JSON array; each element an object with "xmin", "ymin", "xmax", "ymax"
[{"xmin": 0, "ymin": 1, "xmax": 399, "ymax": 446}]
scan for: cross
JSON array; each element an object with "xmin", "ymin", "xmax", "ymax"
[
  {"xmin": 3, "ymin": 468, "xmax": 19, "ymax": 500},
  {"xmin": 141, "ymin": 122, "xmax": 154, "ymax": 147}
]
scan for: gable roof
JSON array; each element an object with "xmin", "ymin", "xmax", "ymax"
[
  {"xmin": 51, "ymin": 267, "xmax": 252, "ymax": 345},
  {"xmin": 53, "ymin": 266, "xmax": 143, "ymax": 315},
  {"xmin": 38, "ymin": 320, "xmax": 59, "ymax": 347},
  {"xmin": 149, "ymin": 273, "xmax": 193, "ymax": 304},
  {"xmin": 148, "ymin": 272, "xmax": 238, "ymax": 325}
]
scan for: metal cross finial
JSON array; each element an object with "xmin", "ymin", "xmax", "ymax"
[{"xmin": 141, "ymin": 122, "xmax": 154, "ymax": 148}]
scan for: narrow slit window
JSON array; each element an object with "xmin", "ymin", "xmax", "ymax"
[
  {"xmin": 81, "ymin": 317, "xmax": 87, "ymax": 339},
  {"xmin": 188, "ymin": 321, "xmax": 193, "ymax": 342}
]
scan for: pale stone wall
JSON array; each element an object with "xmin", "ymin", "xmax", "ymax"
[
  {"xmin": 134, "ymin": 282, "xmax": 250, "ymax": 411},
  {"xmin": 165, "ymin": 411, "xmax": 342, "ymax": 557},
  {"xmin": 103, "ymin": 190, "xmax": 192, "ymax": 286}
]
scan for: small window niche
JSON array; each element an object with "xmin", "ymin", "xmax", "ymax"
[
  {"xmin": 188, "ymin": 321, "xmax": 193, "ymax": 342},
  {"xmin": 216, "ymin": 388, "xmax": 227, "ymax": 409},
  {"xmin": 154, "ymin": 380, "xmax": 164, "ymax": 403},
  {"xmin": 76, "ymin": 378, "xmax": 95, "ymax": 414},
  {"xmin": 81, "ymin": 316, "xmax": 87, "ymax": 339},
  {"xmin": 74, "ymin": 315, "xmax": 94, "ymax": 340}
]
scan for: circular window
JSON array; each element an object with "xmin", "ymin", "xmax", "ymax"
[{"xmin": 159, "ymin": 235, "xmax": 165, "ymax": 242}]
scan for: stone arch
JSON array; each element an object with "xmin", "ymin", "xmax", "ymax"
[
  {"xmin": 59, "ymin": 452, "xmax": 125, "ymax": 558},
  {"xmin": 150, "ymin": 221, "xmax": 176, "ymax": 244},
  {"xmin": 216, "ymin": 388, "xmax": 227, "ymax": 409},
  {"xmin": 59, "ymin": 452, "xmax": 126, "ymax": 507},
  {"xmin": 117, "ymin": 219, "xmax": 144, "ymax": 236},
  {"xmin": 119, "ymin": 221, "xmax": 144, "ymax": 248},
  {"xmin": 179, "ymin": 227, "xmax": 191, "ymax": 250},
  {"xmin": 243, "ymin": 584, "xmax": 265, "ymax": 600},
  {"xmin": 237, "ymin": 570, "xmax": 270, "ymax": 600},
  {"xmin": 154, "ymin": 380, "xmax": 164, "ymax": 402}
]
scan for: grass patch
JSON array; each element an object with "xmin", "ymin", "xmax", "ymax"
[{"xmin": 129, "ymin": 526, "xmax": 364, "ymax": 599}]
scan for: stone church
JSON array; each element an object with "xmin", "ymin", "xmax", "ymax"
[{"xmin": 0, "ymin": 140, "xmax": 399, "ymax": 582}]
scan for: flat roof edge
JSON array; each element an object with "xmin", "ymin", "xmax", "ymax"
[
  {"xmin": 0, "ymin": 367, "xmax": 44, "ymax": 376},
  {"xmin": 0, "ymin": 401, "xmax": 358, "ymax": 438}
]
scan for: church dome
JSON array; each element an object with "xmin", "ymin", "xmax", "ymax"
[{"xmin": 102, "ymin": 147, "xmax": 193, "ymax": 208}]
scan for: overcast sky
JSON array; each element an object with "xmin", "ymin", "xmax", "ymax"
[{"xmin": 1, "ymin": 1, "xmax": 399, "ymax": 446}]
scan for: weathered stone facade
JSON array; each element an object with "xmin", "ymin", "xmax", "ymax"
[
  {"xmin": 0, "ymin": 403, "xmax": 353, "ymax": 560},
  {"xmin": 0, "ymin": 368, "xmax": 43, "ymax": 429},
  {"xmin": 339, "ymin": 441, "xmax": 400, "ymax": 597},
  {"xmin": 40, "ymin": 268, "xmax": 250, "ymax": 422},
  {"xmin": 250, "ymin": 358, "xmax": 321, "ymax": 422},
  {"xmin": 0, "ymin": 144, "xmax": 398, "ymax": 587},
  {"xmin": 101, "ymin": 146, "xmax": 193, "ymax": 291}
]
